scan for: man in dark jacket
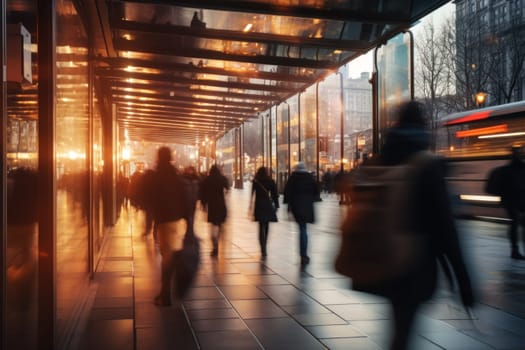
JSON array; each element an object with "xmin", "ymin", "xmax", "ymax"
[
  {"xmin": 283, "ymin": 162, "xmax": 320, "ymax": 266},
  {"xmin": 380, "ymin": 101, "xmax": 474, "ymax": 350},
  {"xmin": 499, "ymin": 145, "xmax": 525, "ymax": 260},
  {"xmin": 151, "ymin": 147, "xmax": 190, "ymax": 306}
]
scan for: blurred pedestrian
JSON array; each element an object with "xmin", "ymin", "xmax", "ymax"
[
  {"xmin": 182, "ymin": 166, "xmax": 200, "ymax": 235},
  {"xmin": 283, "ymin": 161, "xmax": 320, "ymax": 266},
  {"xmin": 250, "ymin": 166, "xmax": 279, "ymax": 259},
  {"xmin": 499, "ymin": 145, "xmax": 525, "ymax": 260},
  {"xmin": 379, "ymin": 101, "xmax": 474, "ymax": 349},
  {"xmin": 200, "ymin": 165, "xmax": 230, "ymax": 257},
  {"xmin": 140, "ymin": 169, "xmax": 157, "ymax": 240},
  {"xmin": 150, "ymin": 147, "xmax": 190, "ymax": 306}
]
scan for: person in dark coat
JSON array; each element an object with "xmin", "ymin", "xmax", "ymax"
[
  {"xmin": 379, "ymin": 101, "xmax": 474, "ymax": 350},
  {"xmin": 200, "ymin": 164, "xmax": 230, "ymax": 257},
  {"xmin": 499, "ymin": 145, "xmax": 525, "ymax": 259},
  {"xmin": 251, "ymin": 166, "xmax": 279, "ymax": 259},
  {"xmin": 283, "ymin": 161, "xmax": 320, "ymax": 266},
  {"xmin": 150, "ymin": 147, "xmax": 190, "ymax": 306}
]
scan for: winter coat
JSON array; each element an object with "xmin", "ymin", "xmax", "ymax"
[
  {"xmin": 378, "ymin": 126, "xmax": 473, "ymax": 306},
  {"xmin": 283, "ymin": 171, "xmax": 320, "ymax": 224},
  {"xmin": 151, "ymin": 164, "xmax": 189, "ymax": 224},
  {"xmin": 200, "ymin": 172, "xmax": 229, "ymax": 225},
  {"xmin": 251, "ymin": 178, "xmax": 279, "ymax": 223}
]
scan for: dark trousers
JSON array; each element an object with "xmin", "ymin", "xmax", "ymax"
[
  {"xmin": 390, "ymin": 301, "xmax": 419, "ymax": 350},
  {"xmin": 298, "ymin": 222, "xmax": 308, "ymax": 257},
  {"xmin": 505, "ymin": 207, "xmax": 525, "ymax": 253},
  {"xmin": 258, "ymin": 222, "xmax": 269, "ymax": 255}
]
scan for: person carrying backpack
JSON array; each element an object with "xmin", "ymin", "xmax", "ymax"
[
  {"xmin": 491, "ymin": 146, "xmax": 525, "ymax": 260},
  {"xmin": 336, "ymin": 101, "xmax": 474, "ymax": 350}
]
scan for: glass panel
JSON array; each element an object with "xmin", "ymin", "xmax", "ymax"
[
  {"xmin": 376, "ymin": 32, "xmax": 411, "ymax": 146},
  {"xmin": 243, "ymin": 118, "xmax": 263, "ymax": 180},
  {"xmin": 270, "ymin": 109, "xmax": 277, "ymax": 180},
  {"xmin": 276, "ymin": 103, "xmax": 290, "ymax": 192},
  {"xmin": 55, "ymin": 1, "xmax": 91, "ymax": 346},
  {"xmin": 288, "ymin": 95, "xmax": 299, "ymax": 168},
  {"xmin": 216, "ymin": 129, "xmax": 235, "ymax": 184},
  {"xmin": 318, "ymin": 73, "xmax": 342, "ymax": 173},
  {"xmin": 343, "ymin": 68, "xmax": 373, "ymax": 166},
  {"xmin": 6, "ymin": 1, "xmax": 38, "ymax": 348},
  {"xmin": 300, "ymin": 84, "xmax": 317, "ymax": 173}
]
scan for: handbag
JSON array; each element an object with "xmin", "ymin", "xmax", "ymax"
[{"xmin": 172, "ymin": 228, "xmax": 201, "ymax": 299}]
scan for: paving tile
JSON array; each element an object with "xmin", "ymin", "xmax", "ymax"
[
  {"xmin": 281, "ymin": 303, "xmax": 332, "ymax": 315},
  {"xmin": 186, "ymin": 307, "xmax": 240, "ymax": 320},
  {"xmin": 258, "ymin": 284, "xmax": 316, "ymax": 306},
  {"xmin": 80, "ymin": 319, "xmax": 133, "ymax": 350},
  {"xmin": 183, "ymin": 299, "xmax": 231, "ymax": 310},
  {"xmin": 326, "ymin": 304, "xmax": 390, "ymax": 321},
  {"xmin": 230, "ymin": 299, "xmax": 288, "ymax": 319},
  {"xmin": 196, "ymin": 329, "xmax": 261, "ymax": 350},
  {"xmin": 305, "ymin": 324, "xmax": 364, "ymax": 338},
  {"xmin": 318, "ymin": 337, "xmax": 382, "ymax": 350},
  {"xmin": 420, "ymin": 330, "xmax": 495, "ymax": 350},
  {"xmin": 293, "ymin": 312, "xmax": 348, "ymax": 326},
  {"xmin": 218, "ymin": 285, "xmax": 269, "ymax": 300},
  {"xmin": 191, "ymin": 318, "xmax": 247, "ymax": 332},
  {"xmin": 245, "ymin": 318, "xmax": 326, "ymax": 350}
]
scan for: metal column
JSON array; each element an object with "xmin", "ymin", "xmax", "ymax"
[
  {"xmin": 38, "ymin": 1, "xmax": 57, "ymax": 348},
  {"xmin": 0, "ymin": 1, "xmax": 6, "ymax": 347}
]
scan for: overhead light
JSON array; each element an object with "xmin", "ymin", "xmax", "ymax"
[{"xmin": 243, "ymin": 23, "xmax": 253, "ymax": 32}]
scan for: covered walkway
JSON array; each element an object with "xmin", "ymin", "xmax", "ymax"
[{"xmin": 78, "ymin": 185, "xmax": 525, "ymax": 350}]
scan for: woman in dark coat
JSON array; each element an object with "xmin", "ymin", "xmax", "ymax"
[
  {"xmin": 251, "ymin": 166, "xmax": 279, "ymax": 259},
  {"xmin": 283, "ymin": 162, "xmax": 320, "ymax": 266},
  {"xmin": 380, "ymin": 101, "xmax": 474, "ymax": 350},
  {"xmin": 200, "ymin": 165, "xmax": 230, "ymax": 257}
]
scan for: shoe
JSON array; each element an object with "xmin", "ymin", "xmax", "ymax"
[
  {"xmin": 511, "ymin": 251, "xmax": 525, "ymax": 260},
  {"xmin": 154, "ymin": 295, "xmax": 171, "ymax": 307},
  {"xmin": 300, "ymin": 256, "xmax": 310, "ymax": 265}
]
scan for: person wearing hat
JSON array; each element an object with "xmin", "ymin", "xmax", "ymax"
[{"xmin": 283, "ymin": 161, "xmax": 321, "ymax": 266}]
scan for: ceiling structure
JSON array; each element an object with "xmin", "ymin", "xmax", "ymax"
[{"xmin": 8, "ymin": 0, "xmax": 452, "ymax": 145}]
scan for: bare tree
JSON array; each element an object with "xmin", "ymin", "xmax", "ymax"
[{"xmin": 415, "ymin": 18, "xmax": 456, "ymax": 128}]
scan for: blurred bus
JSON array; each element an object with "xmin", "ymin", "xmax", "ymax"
[{"xmin": 435, "ymin": 100, "xmax": 525, "ymax": 221}]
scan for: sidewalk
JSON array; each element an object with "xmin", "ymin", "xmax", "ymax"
[{"xmin": 79, "ymin": 184, "xmax": 525, "ymax": 350}]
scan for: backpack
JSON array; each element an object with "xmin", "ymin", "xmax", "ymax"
[
  {"xmin": 334, "ymin": 151, "xmax": 434, "ymax": 295},
  {"xmin": 485, "ymin": 165, "xmax": 507, "ymax": 196}
]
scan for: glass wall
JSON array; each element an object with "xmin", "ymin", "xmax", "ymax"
[
  {"xmin": 216, "ymin": 129, "xmax": 235, "ymax": 184},
  {"xmin": 300, "ymin": 84, "xmax": 318, "ymax": 174},
  {"xmin": 55, "ymin": 1, "xmax": 93, "ymax": 347},
  {"xmin": 318, "ymin": 73, "xmax": 343, "ymax": 173},
  {"xmin": 243, "ymin": 118, "xmax": 263, "ymax": 180},
  {"xmin": 6, "ymin": 2, "xmax": 38, "ymax": 348},
  {"xmin": 276, "ymin": 103, "xmax": 290, "ymax": 192}
]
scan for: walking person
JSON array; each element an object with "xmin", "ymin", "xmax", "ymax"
[
  {"xmin": 182, "ymin": 166, "xmax": 201, "ymax": 236},
  {"xmin": 378, "ymin": 101, "xmax": 474, "ymax": 349},
  {"xmin": 499, "ymin": 145, "xmax": 525, "ymax": 260},
  {"xmin": 250, "ymin": 166, "xmax": 279, "ymax": 259},
  {"xmin": 283, "ymin": 162, "xmax": 320, "ymax": 266},
  {"xmin": 150, "ymin": 147, "xmax": 190, "ymax": 306},
  {"xmin": 200, "ymin": 165, "xmax": 230, "ymax": 257}
]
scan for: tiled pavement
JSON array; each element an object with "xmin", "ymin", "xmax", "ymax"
[{"xmin": 79, "ymin": 183, "xmax": 525, "ymax": 350}]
